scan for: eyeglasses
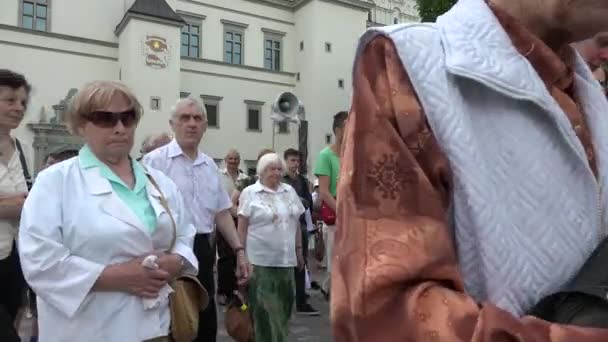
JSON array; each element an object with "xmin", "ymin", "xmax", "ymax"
[{"xmin": 84, "ymin": 109, "xmax": 138, "ymax": 128}]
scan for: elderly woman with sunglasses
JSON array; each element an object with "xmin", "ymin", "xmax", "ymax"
[{"xmin": 18, "ymin": 81, "xmax": 198, "ymax": 342}]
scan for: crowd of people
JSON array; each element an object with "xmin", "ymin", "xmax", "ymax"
[{"xmin": 0, "ymin": 69, "xmax": 342, "ymax": 342}]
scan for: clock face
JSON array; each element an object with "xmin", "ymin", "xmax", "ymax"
[{"xmin": 142, "ymin": 36, "xmax": 171, "ymax": 69}]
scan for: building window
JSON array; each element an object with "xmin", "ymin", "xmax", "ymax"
[
  {"xmin": 222, "ymin": 20, "xmax": 248, "ymax": 65},
  {"xmin": 151, "ymin": 97, "xmax": 161, "ymax": 110},
  {"xmin": 245, "ymin": 100, "xmax": 264, "ymax": 132},
  {"xmin": 296, "ymin": 73, "xmax": 300, "ymax": 81},
  {"xmin": 394, "ymin": 18, "xmax": 399, "ymax": 24},
  {"xmin": 338, "ymin": 79, "xmax": 344, "ymax": 88},
  {"xmin": 224, "ymin": 31, "xmax": 243, "ymax": 64},
  {"xmin": 368, "ymin": 11, "xmax": 372, "ymax": 22},
  {"xmin": 325, "ymin": 134, "xmax": 332, "ymax": 144},
  {"xmin": 248, "ymin": 109, "xmax": 261, "ymax": 131},
  {"xmin": 181, "ymin": 21, "xmax": 200, "ymax": 58},
  {"xmin": 278, "ymin": 121, "xmax": 289, "ymax": 134},
  {"xmin": 205, "ymin": 104, "xmax": 218, "ymax": 128},
  {"xmin": 180, "ymin": 92, "xmax": 190, "ymax": 98},
  {"xmin": 264, "ymin": 38, "xmax": 282, "ymax": 71},
  {"xmin": 201, "ymin": 95, "xmax": 223, "ymax": 129},
  {"xmin": 21, "ymin": 0, "xmax": 49, "ymax": 31},
  {"xmin": 325, "ymin": 42, "xmax": 332, "ymax": 52},
  {"xmin": 300, "ymin": 41, "xmax": 304, "ymax": 51}
]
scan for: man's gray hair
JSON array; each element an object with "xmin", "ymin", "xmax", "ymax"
[
  {"xmin": 171, "ymin": 95, "xmax": 206, "ymax": 119},
  {"xmin": 141, "ymin": 132, "xmax": 172, "ymax": 154},
  {"xmin": 225, "ymin": 148, "xmax": 240, "ymax": 160}
]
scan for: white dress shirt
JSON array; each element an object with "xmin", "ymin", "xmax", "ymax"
[
  {"xmin": 0, "ymin": 140, "xmax": 27, "ymax": 259},
  {"xmin": 238, "ymin": 181, "xmax": 305, "ymax": 267},
  {"xmin": 144, "ymin": 140, "xmax": 232, "ymax": 234},
  {"xmin": 219, "ymin": 168, "xmax": 248, "ymax": 197},
  {"xmin": 18, "ymin": 157, "xmax": 198, "ymax": 342}
]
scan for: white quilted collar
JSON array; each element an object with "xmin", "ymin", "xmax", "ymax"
[{"xmin": 436, "ymin": 0, "xmax": 559, "ymax": 109}]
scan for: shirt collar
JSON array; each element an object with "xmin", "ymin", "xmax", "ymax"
[
  {"xmin": 251, "ymin": 180, "xmax": 288, "ymax": 194},
  {"xmin": 79, "ymin": 145, "xmax": 148, "ymax": 193},
  {"xmin": 222, "ymin": 168, "xmax": 247, "ymax": 178},
  {"xmin": 167, "ymin": 139, "xmax": 208, "ymax": 166}
]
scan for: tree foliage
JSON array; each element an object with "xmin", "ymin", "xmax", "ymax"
[{"xmin": 415, "ymin": 0, "xmax": 458, "ymax": 22}]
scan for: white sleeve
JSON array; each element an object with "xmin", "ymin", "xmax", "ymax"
[
  {"xmin": 291, "ymin": 188, "xmax": 305, "ymax": 217},
  {"xmin": 238, "ymin": 189, "xmax": 252, "ymax": 218},
  {"xmin": 215, "ymin": 174, "xmax": 232, "ymax": 213},
  {"xmin": 142, "ymin": 150, "xmax": 163, "ymax": 171},
  {"xmin": 304, "ymin": 209, "xmax": 315, "ymax": 232},
  {"xmin": 166, "ymin": 179, "xmax": 198, "ymax": 275},
  {"xmin": 18, "ymin": 170, "xmax": 105, "ymax": 318}
]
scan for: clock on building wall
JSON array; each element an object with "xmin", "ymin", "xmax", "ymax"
[{"xmin": 142, "ymin": 35, "xmax": 171, "ymax": 69}]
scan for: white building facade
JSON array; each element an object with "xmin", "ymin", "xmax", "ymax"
[{"xmin": 0, "ymin": 0, "xmax": 418, "ymax": 175}]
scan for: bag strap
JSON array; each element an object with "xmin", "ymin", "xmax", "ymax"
[
  {"xmin": 146, "ymin": 173, "xmax": 177, "ymax": 252},
  {"xmin": 15, "ymin": 139, "xmax": 32, "ymax": 189}
]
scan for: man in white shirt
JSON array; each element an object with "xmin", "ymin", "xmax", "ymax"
[
  {"xmin": 0, "ymin": 69, "xmax": 30, "ymax": 342},
  {"xmin": 217, "ymin": 149, "xmax": 247, "ymax": 304},
  {"xmin": 144, "ymin": 96, "xmax": 251, "ymax": 342}
]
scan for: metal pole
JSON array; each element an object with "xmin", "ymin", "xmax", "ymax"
[{"xmin": 271, "ymin": 121, "xmax": 276, "ymax": 150}]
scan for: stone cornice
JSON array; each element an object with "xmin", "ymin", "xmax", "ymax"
[{"xmin": 243, "ymin": 0, "xmax": 374, "ymax": 11}]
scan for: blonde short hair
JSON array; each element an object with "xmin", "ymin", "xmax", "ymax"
[
  {"xmin": 256, "ymin": 152, "xmax": 286, "ymax": 176},
  {"xmin": 66, "ymin": 80, "xmax": 143, "ymax": 134}
]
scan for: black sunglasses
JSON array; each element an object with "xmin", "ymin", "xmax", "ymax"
[{"xmin": 84, "ymin": 109, "xmax": 138, "ymax": 128}]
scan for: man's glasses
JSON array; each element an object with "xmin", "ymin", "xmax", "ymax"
[{"xmin": 84, "ymin": 109, "xmax": 138, "ymax": 128}]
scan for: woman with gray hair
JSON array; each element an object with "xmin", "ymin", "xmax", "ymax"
[
  {"xmin": 237, "ymin": 152, "xmax": 305, "ymax": 342},
  {"xmin": 18, "ymin": 80, "xmax": 198, "ymax": 342}
]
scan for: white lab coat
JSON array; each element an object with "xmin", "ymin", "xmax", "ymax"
[{"xmin": 18, "ymin": 157, "xmax": 198, "ymax": 342}]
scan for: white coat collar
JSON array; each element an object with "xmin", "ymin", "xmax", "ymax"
[{"xmin": 78, "ymin": 157, "xmax": 167, "ymax": 235}]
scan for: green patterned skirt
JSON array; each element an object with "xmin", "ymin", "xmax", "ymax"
[{"xmin": 248, "ymin": 266, "xmax": 294, "ymax": 342}]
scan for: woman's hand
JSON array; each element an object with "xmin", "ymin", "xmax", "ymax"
[
  {"xmin": 155, "ymin": 253, "xmax": 184, "ymax": 279},
  {"xmin": 235, "ymin": 250, "xmax": 253, "ymax": 286},
  {"xmin": 95, "ymin": 257, "xmax": 171, "ymax": 298}
]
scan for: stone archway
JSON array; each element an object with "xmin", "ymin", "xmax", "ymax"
[{"xmin": 27, "ymin": 89, "xmax": 83, "ymax": 175}]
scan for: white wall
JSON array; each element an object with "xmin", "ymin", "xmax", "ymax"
[
  {"xmin": 0, "ymin": 42, "xmax": 118, "ymax": 165},
  {"xmin": 0, "ymin": 0, "xmax": 20, "ymax": 26},
  {"xmin": 295, "ymin": 0, "xmax": 367, "ymax": 175},
  {"xmin": 118, "ymin": 18, "xmax": 182, "ymax": 158},
  {"xmin": 51, "ymin": 0, "xmax": 125, "ymax": 43}
]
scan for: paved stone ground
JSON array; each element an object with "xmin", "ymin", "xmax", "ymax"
[{"xmin": 19, "ymin": 267, "xmax": 332, "ymax": 341}]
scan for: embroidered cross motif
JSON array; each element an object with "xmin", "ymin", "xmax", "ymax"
[{"xmin": 367, "ymin": 153, "xmax": 416, "ymax": 200}]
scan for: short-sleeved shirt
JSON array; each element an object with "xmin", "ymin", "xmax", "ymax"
[
  {"xmin": 238, "ymin": 181, "xmax": 305, "ymax": 267},
  {"xmin": 79, "ymin": 145, "xmax": 157, "ymax": 233},
  {"xmin": 313, "ymin": 146, "xmax": 340, "ymax": 197},
  {"xmin": 143, "ymin": 139, "xmax": 232, "ymax": 234},
  {"xmin": 219, "ymin": 168, "xmax": 248, "ymax": 197}
]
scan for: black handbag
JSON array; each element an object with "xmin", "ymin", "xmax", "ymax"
[{"xmin": 529, "ymin": 238, "xmax": 608, "ymax": 328}]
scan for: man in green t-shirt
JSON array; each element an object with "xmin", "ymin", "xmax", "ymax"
[{"xmin": 314, "ymin": 111, "xmax": 348, "ymax": 293}]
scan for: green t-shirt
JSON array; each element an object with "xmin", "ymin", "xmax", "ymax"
[{"xmin": 314, "ymin": 146, "xmax": 340, "ymax": 197}]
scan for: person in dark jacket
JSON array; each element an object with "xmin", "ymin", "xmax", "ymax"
[{"xmin": 282, "ymin": 148, "xmax": 319, "ymax": 316}]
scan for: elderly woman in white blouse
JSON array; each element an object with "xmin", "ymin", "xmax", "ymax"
[
  {"xmin": 18, "ymin": 81, "xmax": 198, "ymax": 342},
  {"xmin": 237, "ymin": 152, "xmax": 304, "ymax": 342}
]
